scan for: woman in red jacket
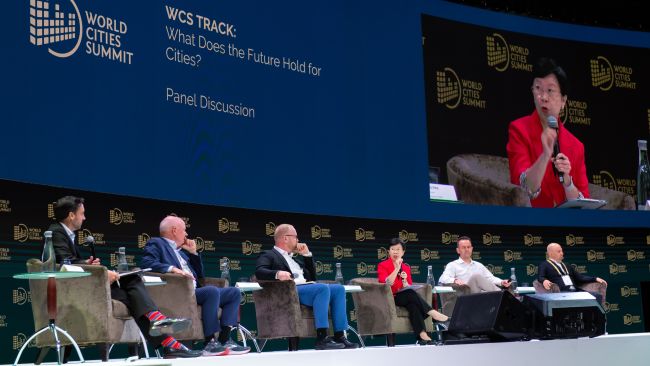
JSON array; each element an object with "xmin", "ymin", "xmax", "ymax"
[{"xmin": 377, "ymin": 238, "xmax": 448, "ymax": 345}]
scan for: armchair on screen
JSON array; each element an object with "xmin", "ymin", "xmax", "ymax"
[
  {"xmin": 251, "ymin": 279, "xmax": 329, "ymax": 351},
  {"xmin": 26, "ymin": 259, "xmax": 144, "ymax": 363},
  {"xmin": 349, "ymin": 278, "xmax": 434, "ymax": 346},
  {"xmin": 446, "ymin": 153, "xmax": 635, "ymax": 209},
  {"xmin": 532, "ymin": 279, "xmax": 607, "ymax": 306},
  {"xmin": 446, "ymin": 153, "xmax": 531, "ymax": 207}
]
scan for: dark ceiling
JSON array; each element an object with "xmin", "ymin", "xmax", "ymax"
[{"xmin": 444, "ymin": 0, "xmax": 648, "ymax": 32}]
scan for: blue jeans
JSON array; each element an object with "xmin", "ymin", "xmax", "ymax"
[
  {"xmin": 297, "ymin": 283, "xmax": 348, "ymax": 331},
  {"xmin": 195, "ymin": 285, "xmax": 241, "ymax": 337}
]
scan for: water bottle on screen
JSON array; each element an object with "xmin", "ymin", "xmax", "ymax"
[
  {"xmin": 334, "ymin": 262, "xmax": 344, "ymax": 285},
  {"xmin": 220, "ymin": 257, "xmax": 231, "ymax": 286},
  {"xmin": 636, "ymin": 140, "xmax": 650, "ymax": 210},
  {"xmin": 117, "ymin": 247, "xmax": 129, "ymax": 272},
  {"xmin": 42, "ymin": 231, "xmax": 56, "ymax": 272},
  {"xmin": 426, "ymin": 265, "xmax": 435, "ymax": 287},
  {"xmin": 509, "ymin": 267, "xmax": 518, "ymax": 291}
]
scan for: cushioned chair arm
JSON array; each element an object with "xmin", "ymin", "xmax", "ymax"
[
  {"xmin": 201, "ymin": 277, "xmax": 227, "ymax": 288},
  {"xmin": 579, "ymin": 282, "xmax": 607, "ymax": 305},
  {"xmin": 413, "ymin": 283, "xmax": 433, "ymax": 304}
]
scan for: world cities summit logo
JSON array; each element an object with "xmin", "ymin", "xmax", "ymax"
[
  {"xmin": 485, "ymin": 33, "xmax": 532, "ymax": 73},
  {"xmin": 435, "ymin": 67, "xmax": 486, "ymax": 110},
  {"xmin": 28, "ymin": 0, "xmax": 134, "ymax": 64}
]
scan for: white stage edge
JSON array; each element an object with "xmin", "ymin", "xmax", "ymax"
[{"xmin": 10, "ymin": 333, "xmax": 650, "ymax": 366}]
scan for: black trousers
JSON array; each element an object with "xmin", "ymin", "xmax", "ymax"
[
  {"xmin": 111, "ymin": 275, "xmax": 166, "ymax": 346},
  {"xmin": 393, "ymin": 288, "xmax": 433, "ymax": 338}
]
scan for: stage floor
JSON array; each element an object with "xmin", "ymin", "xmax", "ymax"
[{"xmin": 10, "ymin": 333, "xmax": 650, "ymax": 366}]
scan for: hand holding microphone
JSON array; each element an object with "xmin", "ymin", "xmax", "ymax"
[
  {"xmin": 83, "ymin": 235, "xmax": 101, "ymax": 264},
  {"xmin": 85, "ymin": 235, "xmax": 96, "ymax": 258},
  {"xmin": 547, "ymin": 116, "xmax": 564, "ymax": 184}
]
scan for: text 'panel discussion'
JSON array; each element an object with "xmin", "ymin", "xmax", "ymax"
[{"xmin": 2, "ymin": 1, "xmax": 650, "ymax": 366}]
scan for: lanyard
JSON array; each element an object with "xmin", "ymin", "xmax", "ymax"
[{"xmin": 546, "ymin": 259, "xmax": 568, "ymax": 275}]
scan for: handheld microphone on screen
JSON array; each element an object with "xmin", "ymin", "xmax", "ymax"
[
  {"xmin": 85, "ymin": 235, "xmax": 96, "ymax": 259},
  {"xmin": 399, "ymin": 263, "xmax": 409, "ymax": 287},
  {"xmin": 547, "ymin": 116, "xmax": 564, "ymax": 184}
]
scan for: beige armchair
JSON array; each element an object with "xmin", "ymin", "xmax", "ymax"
[
  {"xmin": 446, "ymin": 153, "xmax": 635, "ymax": 209},
  {"xmin": 26, "ymin": 259, "xmax": 143, "ymax": 363},
  {"xmin": 532, "ymin": 279, "xmax": 607, "ymax": 306},
  {"xmin": 349, "ymin": 278, "xmax": 433, "ymax": 346}
]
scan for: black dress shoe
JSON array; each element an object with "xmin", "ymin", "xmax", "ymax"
[
  {"xmin": 416, "ymin": 339, "xmax": 435, "ymax": 346},
  {"xmin": 334, "ymin": 337, "xmax": 360, "ymax": 349},
  {"xmin": 150, "ymin": 317, "xmax": 192, "ymax": 336},
  {"xmin": 161, "ymin": 346, "xmax": 203, "ymax": 358},
  {"xmin": 314, "ymin": 337, "xmax": 346, "ymax": 350}
]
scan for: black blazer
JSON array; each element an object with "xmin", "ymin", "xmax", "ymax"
[
  {"xmin": 538, "ymin": 260, "xmax": 596, "ymax": 291},
  {"xmin": 47, "ymin": 222, "xmax": 85, "ymax": 264},
  {"xmin": 255, "ymin": 248, "xmax": 316, "ymax": 281}
]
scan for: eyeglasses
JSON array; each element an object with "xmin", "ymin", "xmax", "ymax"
[
  {"xmin": 531, "ymin": 84, "xmax": 560, "ymax": 100},
  {"xmin": 285, "ymin": 234, "xmax": 298, "ymax": 239}
]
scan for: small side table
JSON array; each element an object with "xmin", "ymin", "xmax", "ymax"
[
  {"xmin": 342, "ymin": 285, "xmax": 366, "ymax": 348},
  {"xmin": 13, "ymin": 271, "xmax": 91, "ymax": 366},
  {"xmin": 235, "ymin": 283, "xmax": 263, "ymax": 352},
  {"xmin": 432, "ymin": 286, "xmax": 455, "ymax": 343}
]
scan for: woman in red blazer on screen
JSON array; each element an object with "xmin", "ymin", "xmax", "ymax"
[{"xmin": 377, "ymin": 238, "xmax": 449, "ymax": 345}]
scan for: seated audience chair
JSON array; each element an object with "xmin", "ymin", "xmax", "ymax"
[{"xmin": 349, "ymin": 278, "xmax": 433, "ymax": 346}]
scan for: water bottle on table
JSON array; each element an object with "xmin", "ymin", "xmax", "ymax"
[
  {"xmin": 334, "ymin": 262, "xmax": 344, "ymax": 285},
  {"xmin": 509, "ymin": 267, "xmax": 518, "ymax": 292},
  {"xmin": 42, "ymin": 231, "xmax": 56, "ymax": 272},
  {"xmin": 117, "ymin": 247, "xmax": 128, "ymax": 272},
  {"xmin": 220, "ymin": 257, "xmax": 231, "ymax": 286}
]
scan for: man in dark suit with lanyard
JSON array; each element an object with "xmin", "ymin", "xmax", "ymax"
[
  {"xmin": 538, "ymin": 242, "xmax": 607, "ymax": 304},
  {"xmin": 48, "ymin": 196, "xmax": 201, "ymax": 358}
]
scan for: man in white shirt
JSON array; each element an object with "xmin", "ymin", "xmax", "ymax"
[{"xmin": 438, "ymin": 236, "xmax": 511, "ymax": 293}]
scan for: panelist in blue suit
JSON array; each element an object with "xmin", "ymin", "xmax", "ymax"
[{"xmin": 141, "ymin": 215, "xmax": 249, "ymax": 356}]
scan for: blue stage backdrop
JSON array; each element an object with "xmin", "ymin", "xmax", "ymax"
[{"xmin": 1, "ymin": 1, "xmax": 649, "ymax": 227}]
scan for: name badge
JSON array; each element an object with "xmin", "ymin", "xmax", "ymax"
[{"xmin": 562, "ymin": 275, "xmax": 573, "ymax": 286}]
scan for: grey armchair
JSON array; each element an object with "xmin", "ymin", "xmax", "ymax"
[
  {"xmin": 251, "ymin": 279, "xmax": 327, "ymax": 351},
  {"xmin": 26, "ymin": 259, "xmax": 143, "ymax": 363},
  {"xmin": 349, "ymin": 278, "xmax": 433, "ymax": 346},
  {"xmin": 532, "ymin": 279, "xmax": 607, "ymax": 306},
  {"xmin": 142, "ymin": 273, "xmax": 224, "ymax": 342}
]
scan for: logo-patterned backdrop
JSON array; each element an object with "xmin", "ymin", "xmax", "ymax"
[{"xmin": 1, "ymin": 179, "xmax": 648, "ymax": 362}]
